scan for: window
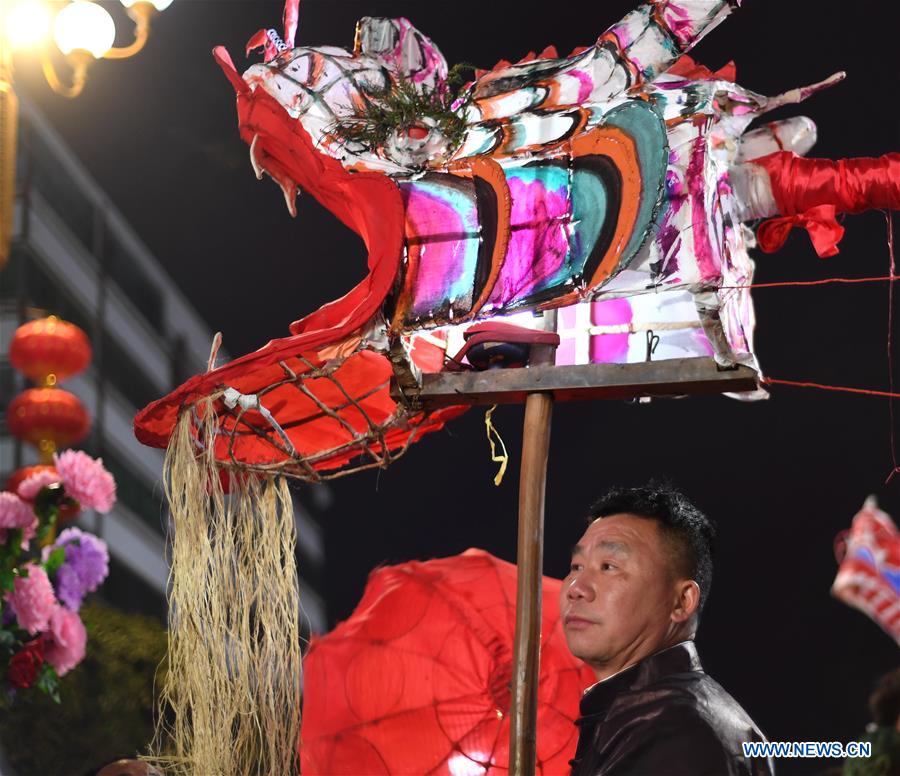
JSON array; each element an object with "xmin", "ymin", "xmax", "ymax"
[
  {"xmin": 104, "ymin": 230, "xmax": 165, "ymax": 335},
  {"xmin": 20, "ymin": 247, "xmax": 94, "ymax": 333},
  {"xmin": 22, "ymin": 131, "xmax": 96, "ymax": 253},
  {"xmin": 101, "ymin": 447, "xmax": 165, "ymax": 536},
  {"xmin": 100, "ymin": 330, "xmax": 161, "ymax": 411}
]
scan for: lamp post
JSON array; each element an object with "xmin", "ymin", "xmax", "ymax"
[{"xmin": 0, "ymin": 0, "xmax": 174, "ymax": 267}]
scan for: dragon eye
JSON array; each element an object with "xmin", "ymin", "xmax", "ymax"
[{"xmin": 405, "ymin": 125, "xmax": 430, "ymax": 140}]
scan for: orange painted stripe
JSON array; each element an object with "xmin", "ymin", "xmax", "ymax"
[
  {"xmin": 571, "ymin": 125, "xmax": 642, "ymax": 289},
  {"xmin": 466, "ymin": 157, "xmax": 512, "ymax": 320},
  {"xmin": 388, "ymin": 235, "xmax": 418, "ymax": 334}
]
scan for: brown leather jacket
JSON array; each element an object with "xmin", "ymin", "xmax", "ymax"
[{"xmin": 569, "ymin": 641, "xmax": 774, "ymax": 775}]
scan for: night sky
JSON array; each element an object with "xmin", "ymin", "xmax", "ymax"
[{"xmin": 13, "ymin": 1, "xmax": 899, "ymax": 773}]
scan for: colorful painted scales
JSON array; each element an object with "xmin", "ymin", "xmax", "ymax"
[{"xmin": 132, "ymin": 3, "xmax": 899, "ymax": 774}]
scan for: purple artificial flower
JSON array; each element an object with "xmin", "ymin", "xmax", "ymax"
[{"xmin": 44, "ymin": 527, "xmax": 110, "ymax": 611}]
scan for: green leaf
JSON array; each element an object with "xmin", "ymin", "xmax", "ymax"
[
  {"xmin": 34, "ymin": 482, "xmax": 66, "ymax": 515},
  {"xmin": 44, "ymin": 547, "xmax": 66, "ymax": 577},
  {"xmin": 7, "ymin": 530, "xmax": 22, "ymax": 559},
  {"xmin": 35, "ymin": 664, "xmax": 60, "ymax": 704},
  {"xmin": 0, "ymin": 629, "xmax": 15, "ymax": 649},
  {"xmin": 0, "ymin": 569, "xmax": 14, "ymax": 593},
  {"xmin": 36, "ymin": 512, "xmax": 57, "ymax": 545}
]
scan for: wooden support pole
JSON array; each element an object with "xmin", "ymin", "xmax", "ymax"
[
  {"xmin": 510, "ymin": 326, "xmax": 556, "ymax": 775},
  {"xmin": 509, "ymin": 389, "xmax": 553, "ymax": 774}
]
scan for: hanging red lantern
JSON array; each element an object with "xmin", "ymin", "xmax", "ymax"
[
  {"xmin": 4, "ymin": 465, "xmax": 81, "ymax": 521},
  {"xmin": 5, "ymin": 465, "xmax": 56, "ymax": 495},
  {"xmin": 6, "ymin": 388, "xmax": 91, "ymax": 460},
  {"xmin": 9, "ymin": 316, "xmax": 92, "ymax": 386}
]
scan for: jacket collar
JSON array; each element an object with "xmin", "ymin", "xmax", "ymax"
[{"xmin": 579, "ymin": 640, "xmax": 703, "ymax": 719}]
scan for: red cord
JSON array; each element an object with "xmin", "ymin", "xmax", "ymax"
[
  {"xmin": 756, "ymin": 214, "xmax": 900, "ymax": 482},
  {"xmin": 885, "ymin": 212, "xmax": 899, "ymax": 483},
  {"xmin": 722, "ymin": 275, "xmax": 900, "ymax": 290},
  {"xmin": 761, "ymin": 377, "xmax": 900, "ymax": 400}
]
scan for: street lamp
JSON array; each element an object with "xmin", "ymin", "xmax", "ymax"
[{"xmin": 0, "ymin": 0, "xmax": 175, "ymax": 267}]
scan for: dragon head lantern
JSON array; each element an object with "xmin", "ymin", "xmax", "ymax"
[
  {"xmin": 136, "ymin": 2, "xmax": 898, "ymax": 483},
  {"xmin": 134, "ymin": 3, "xmax": 900, "ymax": 774}
]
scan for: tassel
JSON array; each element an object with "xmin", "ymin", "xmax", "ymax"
[
  {"xmin": 485, "ymin": 405, "xmax": 509, "ymax": 486},
  {"xmin": 148, "ymin": 402, "xmax": 302, "ymax": 775}
]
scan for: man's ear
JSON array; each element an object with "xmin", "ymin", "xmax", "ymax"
[{"xmin": 671, "ymin": 580, "xmax": 701, "ymax": 624}]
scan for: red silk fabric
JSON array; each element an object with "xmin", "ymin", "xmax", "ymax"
[
  {"xmin": 755, "ymin": 151, "xmax": 900, "ymax": 257},
  {"xmin": 757, "ymin": 204, "xmax": 844, "ymax": 258}
]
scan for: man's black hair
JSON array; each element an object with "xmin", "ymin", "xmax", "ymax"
[
  {"xmin": 870, "ymin": 668, "xmax": 900, "ymax": 727},
  {"xmin": 587, "ymin": 481, "xmax": 716, "ymax": 618}
]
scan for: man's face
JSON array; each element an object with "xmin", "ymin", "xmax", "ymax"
[{"xmin": 560, "ymin": 513, "xmax": 686, "ymax": 676}]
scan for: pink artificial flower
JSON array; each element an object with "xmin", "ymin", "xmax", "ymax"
[
  {"xmin": 17, "ymin": 470, "xmax": 62, "ymax": 501},
  {"xmin": 5, "ymin": 565, "xmax": 56, "ymax": 635},
  {"xmin": 53, "ymin": 450, "xmax": 116, "ymax": 513},
  {"xmin": 43, "ymin": 605, "xmax": 87, "ymax": 676},
  {"xmin": 0, "ymin": 492, "xmax": 35, "ymax": 529},
  {"xmin": 0, "ymin": 492, "xmax": 38, "ymax": 548},
  {"xmin": 17, "ymin": 519, "xmax": 37, "ymax": 548}
]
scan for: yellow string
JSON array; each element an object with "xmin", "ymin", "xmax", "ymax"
[{"xmin": 485, "ymin": 405, "xmax": 508, "ymax": 486}]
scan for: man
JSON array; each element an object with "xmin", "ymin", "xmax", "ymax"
[
  {"xmin": 561, "ymin": 482, "xmax": 773, "ymax": 775},
  {"xmin": 843, "ymin": 668, "xmax": 900, "ymax": 776}
]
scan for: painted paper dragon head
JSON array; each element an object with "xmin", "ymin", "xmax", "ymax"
[
  {"xmin": 134, "ymin": 5, "xmax": 900, "ymax": 775},
  {"xmin": 134, "ymin": 0, "xmax": 899, "ymax": 481}
]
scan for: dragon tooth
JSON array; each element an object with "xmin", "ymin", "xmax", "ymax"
[
  {"xmin": 281, "ymin": 180, "xmax": 298, "ymax": 218},
  {"xmin": 250, "ymin": 134, "xmax": 265, "ymax": 180}
]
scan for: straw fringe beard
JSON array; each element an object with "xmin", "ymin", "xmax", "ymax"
[{"xmin": 147, "ymin": 403, "xmax": 303, "ymax": 775}]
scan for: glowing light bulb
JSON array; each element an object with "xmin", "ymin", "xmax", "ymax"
[
  {"xmin": 53, "ymin": 1, "xmax": 116, "ymax": 58},
  {"xmin": 448, "ymin": 752, "xmax": 488, "ymax": 776},
  {"xmin": 4, "ymin": 1, "xmax": 52, "ymax": 50},
  {"xmin": 120, "ymin": 0, "xmax": 174, "ymax": 10}
]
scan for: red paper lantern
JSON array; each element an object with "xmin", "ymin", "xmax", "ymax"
[
  {"xmin": 6, "ymin": 388, "xmax": 91, "ymax": 454},
  {"xmin": 9, "ymin": 316, "xmax": 92, "ymax": 386},
  {"xmin": 5, "ymin": 465, "xmax": 54, "ymax": 495},
  {"xmin": 5, "ymin": 465, "xmax": 81, "ymax": 521}
]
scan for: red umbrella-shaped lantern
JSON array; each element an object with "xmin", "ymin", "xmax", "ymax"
[
  {"xmin": 6, "ymin": 388, "xmax": 91, "ymax": 454},
  {"xmin": 9, "ymin": 316, "xmax": 91, "ymax": 386},
  {"xmin": 301, "ymin": 549, "xmax": 595, "ymax": 775}
]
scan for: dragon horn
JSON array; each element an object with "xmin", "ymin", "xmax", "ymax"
[{"xmin": 213, "ymin": 46, "xmax": 250, "ymax": 96}]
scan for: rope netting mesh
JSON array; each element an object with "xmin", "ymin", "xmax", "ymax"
[{"xmin": 182, "ymin": 348, "xmax": 462, "ymax": 483}]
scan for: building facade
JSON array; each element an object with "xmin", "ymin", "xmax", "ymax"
[{"xmin": 0, "ymin": 99, "xmax": 327, "ymax": 631}]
